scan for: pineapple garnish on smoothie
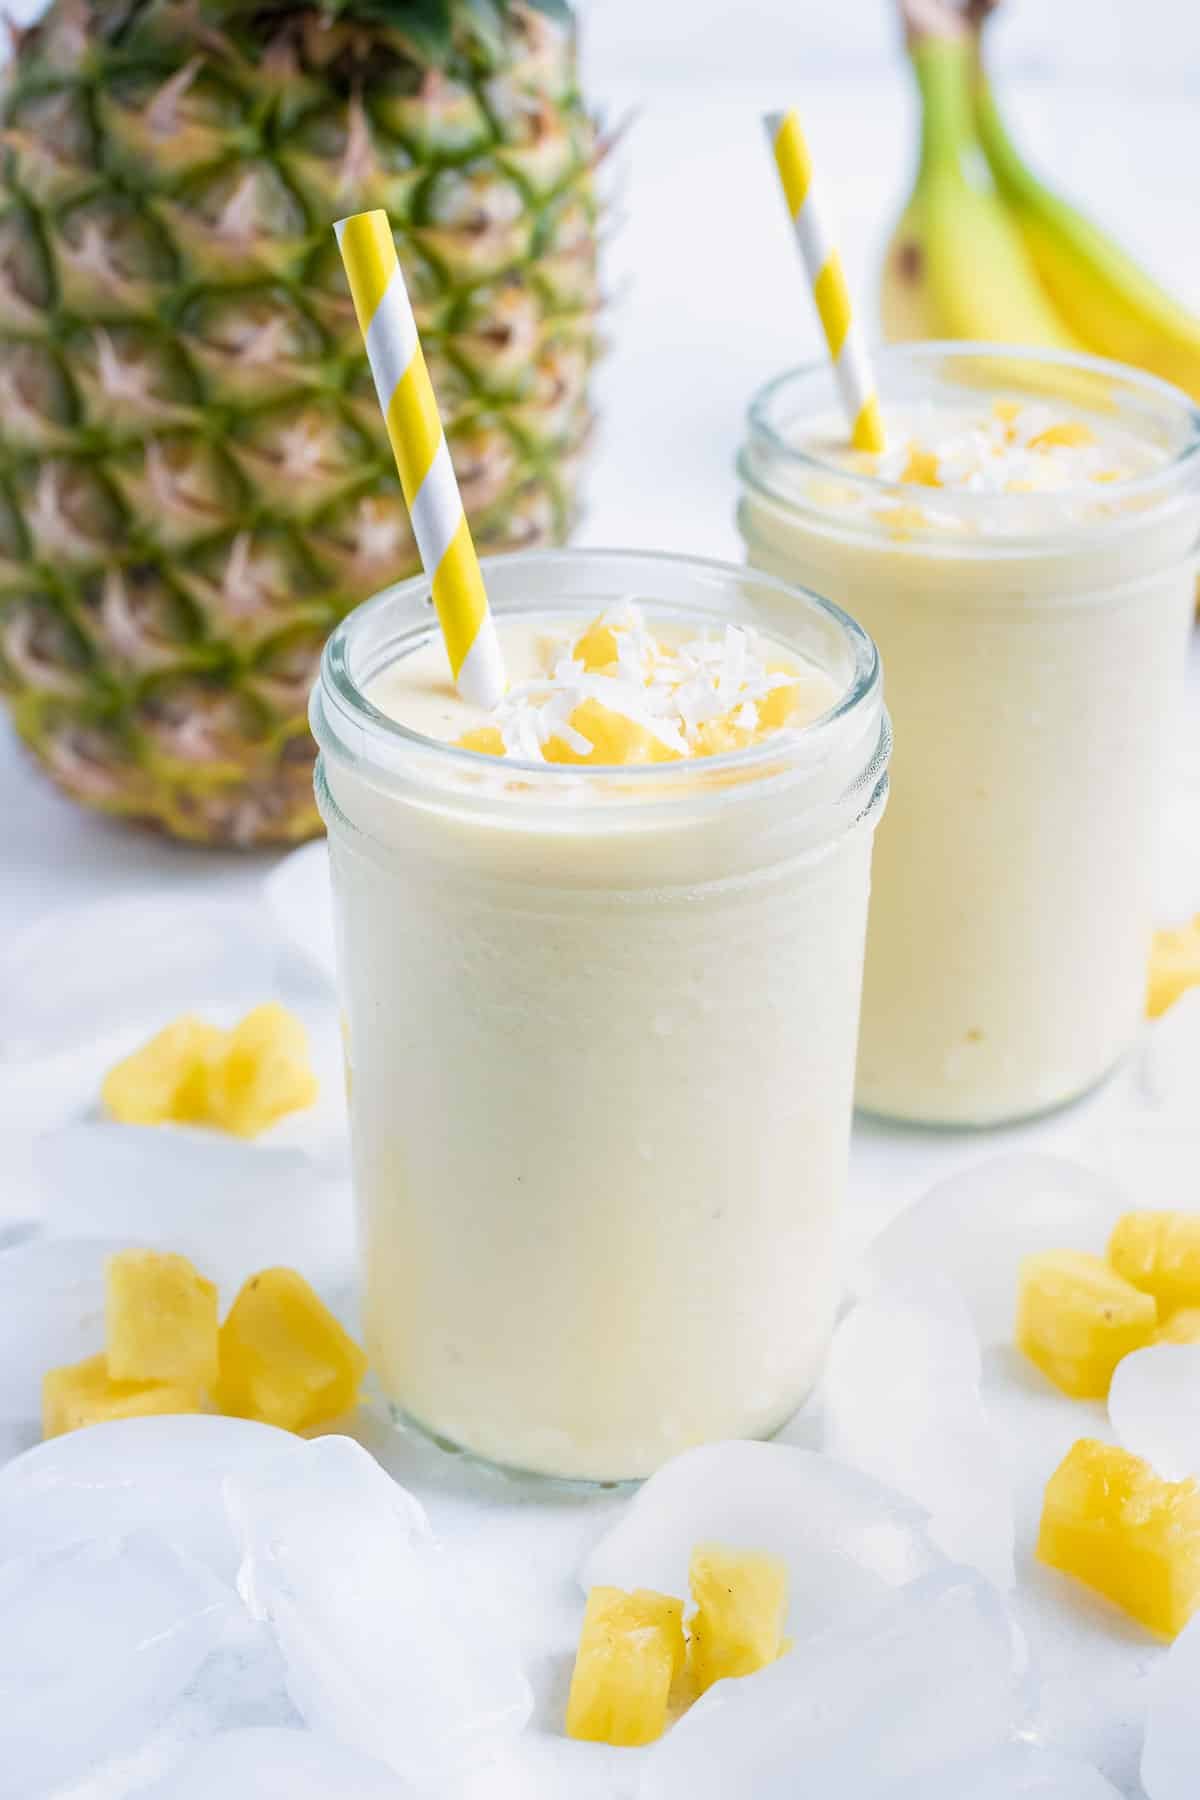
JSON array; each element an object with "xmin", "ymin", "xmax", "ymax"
[{"xmin": 370, "ymin": 602, "xmax": 840, "ymax": 766}]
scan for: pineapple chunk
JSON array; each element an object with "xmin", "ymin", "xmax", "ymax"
[
  {"xmin": 1029, "ymin": 420, "xmax": 1097, "ymax": 451},
  {"xmin": 106, "ymin": 1250, "xmax": 218, "ymax": 1388},
  {"xmin": 756, "ymin": 670, "xmax": 801, "ymax": 734},
  {"xmin": 43, "ymin": 1353, "xmax": 200, "ymax": 1439},
  {"xmin": 101, "ymin": 1016, "xmax": 224, "ymax": 1126},
  {"xmin": 1156, "ymin": 1307, "xmax": 1200, "ymax": 1346},
  {"xmin": 694, "ymin": 718, "xmax": 754, "ymax": 758},
  {"xmin": 573, "ymin": 619, "xmax": 623, "ymax": 671},
  {"xmin": 203, "ymin": 1003, "xmax": 318, "ymax": 1138},
  {"xmin": 687, "ymin": 1543, "xmax": 788, "ymax": 1696},
  {"xmin": 456, "ymin": 725, "xmax": 505, "ymax": 757},
  {"xmin": 1038, "ymin": 1438, "xmax": 1200, "ymax": 1638},
  {"xmin": 1109, "ymin": 1212, "xmax": 1200, "ymax": 1313},
  {"xmin": 1015, "ymin": 1250, "xmax": 1156, "ymax": 1398},
  {"xmin": 900, "ymin": 445, "xmax": 941, "ymax": 486},
  {"xmin": 543, "ymin": 698, "xmax": 679, "ymax": 768},
  {"xmin": 566, "ymin": 1585, "xmax": 686, "ymax": 1747},
  {"xmin": 1147, "ymin": 916, "xmax": 1200, "ymax": 1018},
  {"xmin": 216, "ymin": 1267, "xmax": 367, "ymax": 1431}
]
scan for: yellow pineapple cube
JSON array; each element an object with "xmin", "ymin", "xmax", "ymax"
[
  {"xmin": 216, "ymin": 1267, "xmax": 367, "ymax": 1431},
  {"xmin": 543, "ymin": 698, "xmax": 679, "ymax": 768},
  {"xmin": 43, "ymin": 1353, "xmax": 200, "ymax": 1439},
  {"xmin": 565, "ymin": 1585, "xmax": 686, "ymax": 1747},
  {"xmin": 203, "ymin": 1003, "xmax": 318, "ymax": 1138},
  {"xmin": 900, "ymin": 445, "xmax": 941, "ymax": 486},
  {"xmin": 687, "ymin": 1543, "xmax": 788, "ymax": 1696},
  {"xmin": 1156, "ymin": 1308, "xmax": 1200, "ymax": 1346},
  {"xmin": 101, "ymin": 1016, "xmax": 225, "ymax": 1126},
  {"xmin": 1029, "ymin": 420, "xmax": 1097, "ymax": 451},
  {"xmin": 1147, "ymin": 916, "xmax": 1200, "ymax": 1018},
  {"xmin": 756, "ymin": 670, "xmax": 801, "ymax": 734},
  {"xmin": 105, "ymin": 1250, "xmax": 218, "ymax": 1389},
  {"xmin": 1038, "ymin": 1438, "xmax": 1200, "ymax": 1638},
  {"xmin": 455, "ymin": 726, "xmax": 506, "ymax": 757},
  {"xmin": 572, "ymin": 619, "xmax": 623, "ymax": 671},
  {"xmin": 693, "ymin": 718, "xmax": 754, "ymax": 758},
  {"xmin": 1015, "ymin": 1250, "xmax": 1156, "ymax": 1398},
  {"xmin": 1109, "ymin": 1212, "xmax": 1200, "ymax": 1314}
]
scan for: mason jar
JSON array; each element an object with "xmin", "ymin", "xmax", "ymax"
[
  {"xmin": 738, "ymin": 345, "xmax": 1200, "ymax": 1129},
  {"xmin": 310, "ymin": 548, "xmax": 890, "ymax": 1481}
]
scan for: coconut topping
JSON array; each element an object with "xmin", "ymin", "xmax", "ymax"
[
  {"xmin": 456, "ymin": 602, "xmax": 811, "ymax": 765},
  {"xmin": 864, "ymin": 399, "xmax": 1134, "ymax": 495}
]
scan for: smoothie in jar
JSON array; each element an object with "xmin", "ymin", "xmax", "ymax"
[
  {"xmin": 738, "ymin": 345, "xmax": 1200, "ymax": 1128},
  {"xmin": 310, "ymin": 550, "xmax": 890, "ymax": 1481}
]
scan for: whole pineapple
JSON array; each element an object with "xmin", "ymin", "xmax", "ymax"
[{"xmin": 0, "ymin": 0, "xmax": 600, "ymax": 844}]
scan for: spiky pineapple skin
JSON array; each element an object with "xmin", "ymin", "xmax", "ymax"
[{"xmin": 0, "ymin": 0, "xmax": 599, "ymax": 844}]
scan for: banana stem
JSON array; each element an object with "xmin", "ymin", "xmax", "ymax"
[{"xmin": 910, "ymin": 34, "xmax": 977, "ymax": 183}]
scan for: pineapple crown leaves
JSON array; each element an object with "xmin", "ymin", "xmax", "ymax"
[
  {"xmin": 339, "ymin": 0, "xmax": 569, "ymax": 55},
  {"xmin": 241, "ymin": 0, "xmax": 572, "ymax": 61}
]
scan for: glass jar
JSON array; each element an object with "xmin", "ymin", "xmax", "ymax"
[
  {"xmin": 310, "ymin": 548, "xmax": 890, "ymax": 1482},
  {"xmin": 738, "ymin": 344, "xmax": 1200, "ymax": 1128}
]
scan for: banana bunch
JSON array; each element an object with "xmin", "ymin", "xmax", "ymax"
[{"xmin": 880, "ymin": 0, "xmax": 1200, "ymax": 401}]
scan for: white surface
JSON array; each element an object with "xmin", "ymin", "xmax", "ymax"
[{"xmin": 0, "ymin": 54, "xmax": 1199, "ymax": 1800}]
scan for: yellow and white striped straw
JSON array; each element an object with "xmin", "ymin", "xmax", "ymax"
[
  {"xmin": 334, "ymin": 209, "xmax": 505, "ymax": 709},
  {"xmin": 765, "ymin": 109, "xmax": 886, "ymax": 454}
]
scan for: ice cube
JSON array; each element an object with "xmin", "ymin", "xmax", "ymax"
[
  {"xmin": 1142, "ymin": 1607, "xmax": 1200, "ymax": 1800},
  {"xmin": 822, "ymin": 1282, "xmax": 1015, "ymax": 1588},
  {"xmin": 581, "ymin": 1440, "xmax": 945, "ymax": 1646},
  {"xmin": 0, "ymin": 896, "xmax": 285, "ymax": 1062},
  {"xmin": 860, "ymin": 1154, "xmax": 1132, "ymax": 1345},
  {"xmin": 0, "ymin": 1414, "xmax": 304, "ymax": 1579},
  {"xmin": 140, "ymin": 1728, "xmax": 411, "ymax": 1799},
  {"xmin": 33, "ymin": 1122, "xmax": 355, "ymax": 1298},
  {"xmin": 0, "ymin": 1235, "xmax": 123, "ymax": 1418},
  {"xmin": 0, "ymin": 1532, "xmax": 234, "ymax": 1798},
  {"xmin": 264, "ymin": 843, "xmax": 338, "ymax": 983},
  {"xmin": 1139, "ymin": 988, "xmax": 1200, "ymax": 1112},
  {"xmin": 638, "ymin": 1568, "xmax": 1024, "ymax": 1800},
  {"xmin": 1108, "ymin": 1344, "xmax": 1200, "ymax": 1481},
  {"xmin": 226, "ymin": 1435, "xmax": 533, "ymax": 1785},
  {"xmin": 1075, "ymin": 1121, "xmax": 1200, "ymax": 1218},
  {"xmin": 890, "ymin": 1742, "xmax": 1121, "ymax": 1798}
]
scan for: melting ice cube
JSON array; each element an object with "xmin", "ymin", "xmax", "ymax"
[
  {"xmin": 1108, "ymin": 1344, "xmax": 1200, "ymax": 1481},
  {"xmin": 0, "ymin": 1414, "xmax": 304, "ymax": 1579},
  {"xmin": 638, "ymin": 1568, "xmax": 1024, "ymax": 1800},
  {"xmin": 0, "ymin": 896, "xmax": 286, "ymax": 1063},
  {"xmin": 0, "ymin": 1532, "xmax": 234, "ymax": 1798},
  {"xmin": 581, "ymin": 1439, "xmax": 945, "ymax": 1645},
  {"xmin": 1138, "ymin": 987, "xmax": 1200, "ymax": 1112},
  {"xmin": 140, "ymin": 1726, "xmax": 412, "ymax": 1798},
  {"xmin": 860, "ymin": 1154, "xmax": 1132, "ymax": 1344},
  {"xmin": 0, "ymin": 1235, "xmax": 122, "ymax": 1419},
  {"xmin": 264, "ymin": 843, "xmax": 338, "ymax": 983},
  {"xmin": 34, "ymin": 1122, "xmax": 355, "ymax": 1298},
  {"xmin": 822, "ymin": 1281, "xmax": 1015, "ymax": 1588},
  {"xmin": 226, "ymin": 1435, "xmax": 532, "ymax": 1785},
  {"xmin": 890, "ymin": 1742, "xmax": 1121, "ymax": 1798},
  {"xmin": 1141, "ymin": 1608, "xmax": 1200, "ymax": 1800}
]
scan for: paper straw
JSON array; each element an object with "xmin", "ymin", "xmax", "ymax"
[
  {"xmin": 334, "ymin": 209, "xmax": 505, "ymax": 709},
  {"xmin": 765, "ymin": 110, "xmax": 886, "ymax": 454}
]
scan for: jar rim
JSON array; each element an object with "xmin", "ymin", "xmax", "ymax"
[
  {"xmin": 312, "ymin": 546, "xmax": 885, "ymax": 812},
  {"xmin": 743, "ymin": 342, "xmax": 1200, "ymax": 552}
]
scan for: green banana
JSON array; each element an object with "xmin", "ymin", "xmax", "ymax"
[
  {"xmin": 880, "ymin": 27, "xmax": 1082, "ymax": 351},
  {"xmin": 972, "ymin": 58, "xmax": 1200, "ymax": 401}
]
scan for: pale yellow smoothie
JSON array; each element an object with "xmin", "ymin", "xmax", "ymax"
[
  {"xmin": 740, "ymin": 346, "xmax": 1200, "ymax": 1128},
  {"xmin": 311, "ymin": 551, "xmax": 890, "ymax": 1481}
]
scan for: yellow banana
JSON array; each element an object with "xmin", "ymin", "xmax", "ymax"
[
  {"xmin": 880, "ymin": 27, "xmax": 1082, "ymax": 351},
  {"xmin": 972, "ymin": 62, "xmax": 1200, "ymax": 402}
]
